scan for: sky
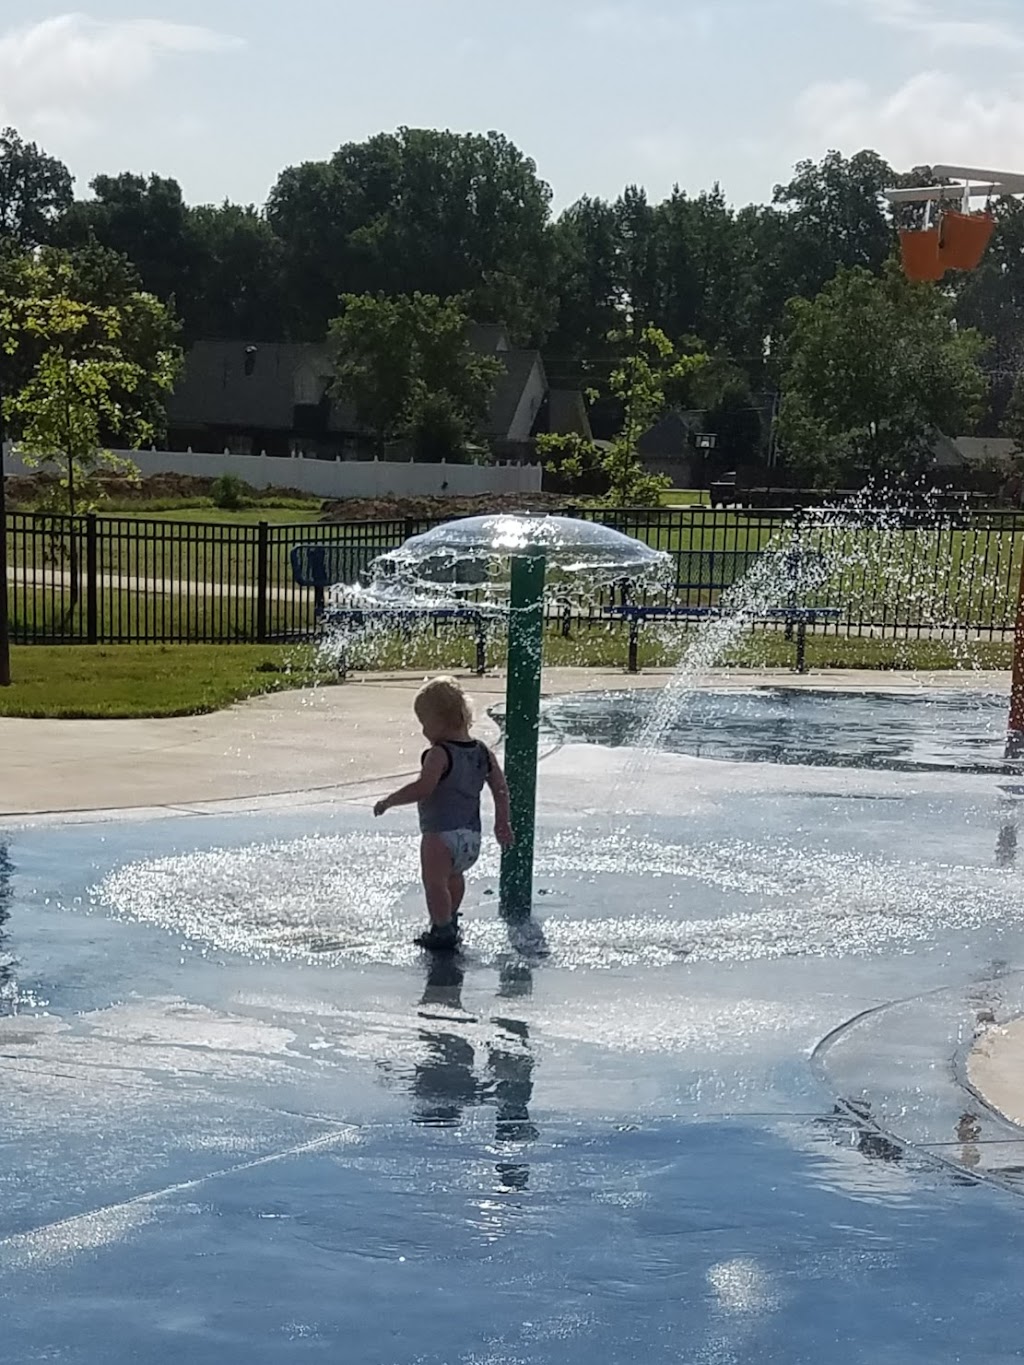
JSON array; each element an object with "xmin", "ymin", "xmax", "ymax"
[{"xmin": 2, "ymin": 0, "xmax": 1024, "ymax": 213}]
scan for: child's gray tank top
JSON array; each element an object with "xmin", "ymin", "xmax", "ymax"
[{"xmin": 418, "ymin": 741, "xmax": 491, "ymax": 834}]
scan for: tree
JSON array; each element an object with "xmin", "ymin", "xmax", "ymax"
[
  {"xmin": 58, "ymin": 173, "xmax": 287, "ymax": 342},
  {"xmin": 58, "ymin": 172, "xmax": 193, "ymax": 308},
  {"xmin": 0, "ymin": 249, "xmax": 181, "ymax": 514},
  {"xmin": 1001, "ymin": 375, "xmax": 1024, "ymax": 507},
  {"xmin": 548, "ymin": 196, "xmax": 623, "ymax": 367},
  {"xmin": 327, "ymin": 293, "xmax": 503, "ymax": 460},
  {"xmin": 776, "ymin": 264, "xmax": 987, "ymax": 487},
  {"xmin": 953, "ymin": 196, "xmax": 1024, "ymax": 434},
  {"xmin": 0, "ymin": 127, "xmax": 73, "ymax": 247},
  {"xmin": 539, "ymin": 325, "xmax": 707, "ymax": 505},
  {"xmin": 269, "ymin": 128, "xmax": 555, "ymax": 342},
  {"xmin": 180, "ymin": 203, "xmax": 285, "ymax": 342},
  {"xmin": 772, "ymin": 150, "xmax": 896, "ymax": 301},
  {"xmin": 0, "ymin": 242, "xmax": 181, "ymax": 442}
]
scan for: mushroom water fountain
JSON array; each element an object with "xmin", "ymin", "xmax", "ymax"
[{"xmin": 362, "ymin": 514, "xmax": 671, "ymax": 919}]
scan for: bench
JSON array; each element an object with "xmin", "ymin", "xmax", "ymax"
[
  {"xmin": 290, "ymin": 543, "xmax": 392, "ymax": 618},
  {"xmin": 320, "ymin": 605, "xmax": 504, "ymax": 677},
  {"xmin": 290, "ymin": 542, "xmax": 505, "ymax": 676},
  {"xmin": 604, "ymin": 605, "xmax": 842, "ymax": 674}
]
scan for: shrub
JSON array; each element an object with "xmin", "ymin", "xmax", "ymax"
[{"xmin": 210, "ymin": 474, "xmax": 253, "ymax": 510}]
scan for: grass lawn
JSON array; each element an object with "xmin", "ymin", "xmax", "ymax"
[
  {"xmin": 338, "ymin": 619, "xmax": 1014, "ymax": 675},
  {"xmin": 7, "ymin": 586, "xmax": 305, "ymax": 644},
  {"xmin": 115, "ymin": 505, "xmax": 323, "ymax": 526},
  {"xmin": 660, "ymin": 489, "xmax": 710, "ymax": 507},
  {"xmin": 0, "ymin": 644, "xmax": 336, "ymax": 719},
  {"xmin": 6, "ymin": 504, "xmax": 375, "ymax": 599},
  {"xmin": 0, "ymin": 628, "xmax": 1010, "ymax": 721}
]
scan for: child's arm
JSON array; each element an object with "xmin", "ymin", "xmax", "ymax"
[
  {"xmin": 374, "ymin": 747, "xmax": 447, "ymax": 817},
  {"xmin": 486, "ymin": 751, "xmax": 515, "ymax": 848}
]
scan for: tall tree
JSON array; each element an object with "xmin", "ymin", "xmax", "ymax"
[
  {"xmin": 772, "ymin": 150, "xmax": 895, "ymax": 302},
  {"xmin": 777, "ymin": 263, "xmax": 987, "ymax": 486},
  {"xmin": 547, "ymin": 196, "xmax": 623, "ymax": 368},
  {"xmin": 59, "ymin": 172, "xmax": 193, "ymax": 307},
  {"xmin": 327, "ymin": 293, "xmax": 503, "ymax": 460},
  {"xmin": 269, "ymin": 128, "xmax": 555, "ymax": 342},
  {"xmin": 181, "ymin": 204, "xmax": 285, "ymax": 342},
  {"xmin": 0, "ymin": 127, "xmax": 73, "ymax": 247},
  {"xmin": 953, "ymin": 196, "xmax": 1024, "ymax": 434},
  {"xmin": 650, "ymin": 185, "xmax": 760, "ymax": 358}
]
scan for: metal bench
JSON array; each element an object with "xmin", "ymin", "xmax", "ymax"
[
  {"xmin": 320, "ymin": 605, "xmax": 504, "ymax": 677},
  {"xmin": 605, "ymin": 605, "xmax": 842, "ymax": 674},
  {"xmin": 290, "ymin": 542, "xmax": 505, "ymax": 676},
  {"xmin": 290, "ymin": 543, "xmax": 392, "ymax": 618}
]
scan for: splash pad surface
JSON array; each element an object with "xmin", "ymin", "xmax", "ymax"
[{"xmin": 3, "ymin": 691, "xmax": 1024, "ymax": 1362}]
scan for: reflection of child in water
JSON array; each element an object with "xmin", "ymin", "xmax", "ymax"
[{"xmin": 374, "ymin": 676, "xmax": 514, "ymax": 951}]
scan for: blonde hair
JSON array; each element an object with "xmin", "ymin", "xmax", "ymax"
[{"xmin": 414, "ymin": 675, "xmax": 474, "ymax": 731}]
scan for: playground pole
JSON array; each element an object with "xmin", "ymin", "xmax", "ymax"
[
  {"xmin": 1009, "ymin": 550, "xmax": 1024, "ymax": 755},
  {"xmin": 499, "ymin": 551, "xmax": 546, "ymax": 918}
]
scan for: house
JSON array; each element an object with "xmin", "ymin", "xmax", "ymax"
[
  {"xmin": 166, "ymin": 326, "xmax": 590, "ymax": 460},
  {"xmin": 949, "ymin": 437, "xmax": 1018, "ymax": 469},
  {"xmin": 636, "ymin": 410, "xmax": 706, "ymax": 486}
]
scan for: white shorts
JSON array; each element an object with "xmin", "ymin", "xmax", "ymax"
[{"xmin": 439, "ymin": 829, "xmax": 482, "ymax": 875}]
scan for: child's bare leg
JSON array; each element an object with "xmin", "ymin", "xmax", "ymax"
[
  {"xmin": 421, "ymin": 835, "xmax": 454, "ymax": 927},
  {"xmin": 449, "ymin": 871, "xmax": 466, "ymax": 917}
]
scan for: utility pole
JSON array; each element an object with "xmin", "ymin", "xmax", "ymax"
[{"xmin": 0, "ymin": 371, "xmax": 9, "ymax": 687}]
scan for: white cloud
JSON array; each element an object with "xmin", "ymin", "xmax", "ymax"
[
  {"xmin": 0, "ymin": 14, "xmax": 243, "ymax": 136},
  {"xmin": 793, "ymin": 70, "xmax": 1024, "ymax": 175},
  {"xmin": 843, "ymin": 0, "xmax": 1024, "ymax": 51}
]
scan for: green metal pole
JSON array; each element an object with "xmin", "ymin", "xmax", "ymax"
[{"xmin": 500, "ymin": 551, "xmax": 546, "ymax": 919}]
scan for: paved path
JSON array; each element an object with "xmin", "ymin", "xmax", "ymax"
[
  {"xmin": 10, "ymin": 566, "xmax": 308, "ymax": 602},
  {"xmin": 970, "ymin": 1018, "xmax": 1024, "ymax": 1128},
  {"xmin": 0, "ymin": 666, "xmax": 1010, "ymax": 818}
]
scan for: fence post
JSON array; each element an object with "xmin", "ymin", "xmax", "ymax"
[
  {"xmin": 85, "ymin": 513, "xmax": 98, "ymax": 644},
  {"xmin": 256, "ymin": 521, "xmax": 269, "ymax": 643}
]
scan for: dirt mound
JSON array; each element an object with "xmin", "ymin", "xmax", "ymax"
[
  {"xmin": 6, "ymin": 472, "xmax": 313, "ymax": 508},
  {"xmin": 319, "ymin": 491, "xmax": 576, "ymax": 524}
]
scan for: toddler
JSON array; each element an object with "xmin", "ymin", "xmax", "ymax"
[{"xmin": 374, "ymin": 676, "xmax": 514, "ymax": 951}]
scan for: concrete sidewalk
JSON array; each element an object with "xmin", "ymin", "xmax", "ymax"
[
  {"xmin": 970, "ymin": 1019, "xmax": 1024, "ymax": 1129},
  {"xmin": 0, "ymin": 666, "xmax": 1009, "ymax": 819}
]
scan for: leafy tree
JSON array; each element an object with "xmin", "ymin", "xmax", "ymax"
[
  {"xmin": 772, "ymin": 150, "xmax": 896, "ymax": 301},
  {"xmin": 650, "ymin": 186, "xmax": 760, "ymax": 359},
  {"xmin": 0, "ymin": 127, "xmax": 73, "ymax": 247},
  {"xmin": 548, "ymin": 196, "xmax": 623, "ymax": 367},
  {"xmin": 59, "ymin": 172, "xmax": 286, "ymax": 341},
  {"xmin": 0, "ymin": 242, "xmax": 181, "ymax": 442},
  {"xmin": 777, "ymin": 264, "xmax": 987, "ymax": 487},
  {"xmin": 58, "ymin": 172, "xmax": 193, "ymax": 308},
  {"xmin": 181, "ymin": 203, "xmax": 284, "ymax": 341},
  {"xmin": 269, "ymin": 128, "xmax": 555, "ymax": 342},
  {"xmin": 953, "ymin": 196, "xmax": 1024, "ymax": 433},
  {"xmin": 539, "ymin": 325, "xmax": 707, "ymax": 505},
  {"xmin": 327, "ymin": 293, "xmax": 503, "ymax": 460},
  {"xmin": 1001, "ymin": 373, "xmax": 1024, "ymax": 483},
  {"xmin": 0, "ymin": 249, "xmax": 181, "ymax": 514}
]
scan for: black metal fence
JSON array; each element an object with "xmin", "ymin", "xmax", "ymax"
[{"xmin": 6, "ymin": 507, "xmax": 1024, "ymax": 645}]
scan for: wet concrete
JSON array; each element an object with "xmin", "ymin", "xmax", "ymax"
[{"xmin": 2, "ymin": 692, "xmax": 1024, "ymax": 1361}]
